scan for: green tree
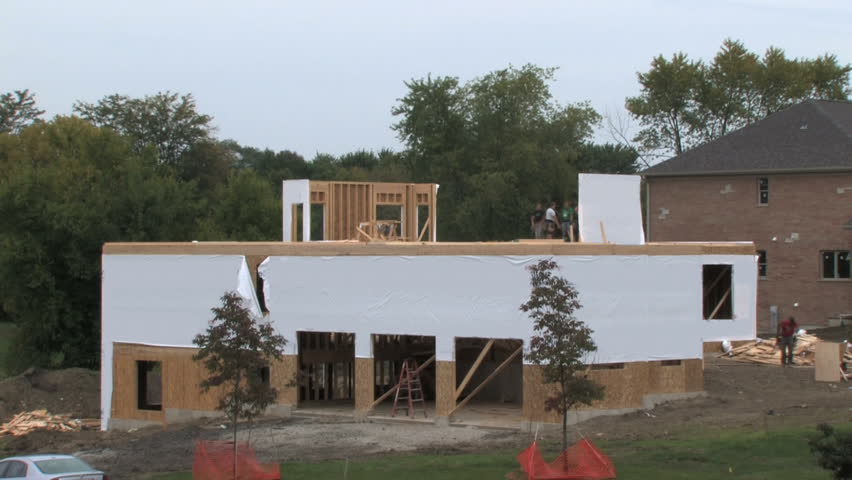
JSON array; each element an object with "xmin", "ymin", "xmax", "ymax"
[
  {"xmin": 627, "ymin": 40, "xmax": 851, "ymax": 158},
  {"xmin": 73, "ymin": 91, "xmax": 214, "ymax": 166},
  {"xmin": 809, "ymin": 423, "xmax": 852, "ymax": 480},
  {"xmin": 520, "ymin": 259, "xmax": 604, "ymax": 452},
  {"xmin": 193, "ymin": 291, "xmax": 287, "ymax": 479},
  {"xmin": 626, "ymin": 52, "xmax": 702, "ymax": 157},
  {"xmin": 0, "ymin": 89, "xmax": 45, "ymax": 134},
  {"xmin": 199, "ymin": 169, "xmax": 280, "ymax": 241},
  {"xmin": 0, "ymin": 117, "xmax": 202, "ymax": 370},
  {"xmin": 576, "ymin": 143, "xmax": 639, "ymax": 174},
  {"xmin": 392, "ymin": 64, "xmax": 600, "ymax": 241}
]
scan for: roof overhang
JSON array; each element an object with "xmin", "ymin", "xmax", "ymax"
[{"xmin": 643, "ymin": 166, "xmax": 852, "ymax": 178}]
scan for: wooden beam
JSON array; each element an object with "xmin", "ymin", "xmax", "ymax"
[
  {"xmin": 599, "ymin": 221, "xmax": 607, "ymax": 244},
  {"xmin": 369, "ymin": 354, "xmax": 436, "ymax": 409},
  {"xmin": 703, "ymin": 266, "xmax": 731, "ymax": 296},
  {"xmin": 454, "ymin": 339, "xmax": 494, "ymax": 401},
  {"xmin": 708, "ymin": 287, "xmax": 731, "ymax": 320},
  {"xmin": 449, "ymin": 346, "xmax": 522, "ymax": 417},
  {"xmin": 418, "ymin": 216, "xmax": 431, "ymax": 242}
]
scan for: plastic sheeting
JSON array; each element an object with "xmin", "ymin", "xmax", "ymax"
[
  {"xmin": 578, "ymin": 174, "xmax": 645, "ymax": 245},
  {"xmin": 259, "ymin": 254, "xmax": 756, "ymax": 362},
  {"xmin": 281, "ymin": 179, "xmax": 311, "ymax": 242},
  {"xmin": 100, "ymin": 254, "xmax": 259, "ymax": 430}
]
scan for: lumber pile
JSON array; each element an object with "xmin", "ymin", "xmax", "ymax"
[
  {"xmin": 0, "ymin": 410, "xmax": 100, "ymax": 437},
  {"xmin": 719, "ymin": 334, "xmax": 852, "ymax": 366}
]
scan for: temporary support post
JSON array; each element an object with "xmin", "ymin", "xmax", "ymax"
[
  {"xmin": 708, "ymin": 287, "xmax": 732, "ymax": 320},
  {"xmin": 448, "ymin": 346, "xmax": 522, "ymax": 417},
  {"xmin": 454, "ymin": 339, "xmax": 495, "ymax": 401}
]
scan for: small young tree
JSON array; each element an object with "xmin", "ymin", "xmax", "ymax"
[
  {"xmin": 193, "ymin": 291, "xmax": 287, "ymax": 479},
  {"xmin": 810, "ymin": 423, "xmax": 852, "ymax": 480},
  {"xmin": 520, "ymin": 259, "xmax": 604, "ymax": 451}
]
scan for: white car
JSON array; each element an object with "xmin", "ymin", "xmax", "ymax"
[{"xmin": 0, "ymin": 455, "xmax": 106, "ymax": 479}]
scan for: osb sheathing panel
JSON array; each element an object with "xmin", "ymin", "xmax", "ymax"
[
  {"xmin": 112, "ymin": 343, "xmax": 296, "ymax": 423},
  {"xmin": 684, "ymin": 359, "xmax": 704, "ymax": 392},
  {"xmin": 435, "ymin": 361, "xmax": 455, "ymax": 417},
  {"xmin": 273, "ymin": 355, "xmax": 299, "ymax": 404},
  {"xmin": 523, "ymin": 360, "xmax": 699, "ymax": 423},
  {"xmin": 354, "ymin": 358, "xmax": 374, "ymax": 411}
]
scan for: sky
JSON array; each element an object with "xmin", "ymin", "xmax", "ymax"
[{"xmin": 2, "ymin": 0, "xmax": 850, "ymax": 159}]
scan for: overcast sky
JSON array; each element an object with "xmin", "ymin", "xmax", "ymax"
[{"xmin": 2, "ymin": 0, "xmax": 850, "ymax": 158}]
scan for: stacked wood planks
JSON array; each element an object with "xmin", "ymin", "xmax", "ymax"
[
  {"xmin": 0, "ymin": 410, "xmax": 100, "ymax": 437},
  {"xmin": 719, "ymin": 334, "xmax": 852, "ymax": 366}
]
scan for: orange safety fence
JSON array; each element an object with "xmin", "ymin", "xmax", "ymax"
[
  {"xmin": 515, "ymin": 438, "xmax": 616, "ymax": 480},
  {"xmin": 193, "ymin": 440, "xmax": 280, "ymax": 480}
]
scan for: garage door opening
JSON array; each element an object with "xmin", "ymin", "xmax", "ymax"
[
  {"xmin": 371, "ymin": 334, "xmax": 436, "ymax": 416},
  {"xmin": 452, "ymin": 338, "xmax": 523, "ymax": 417}
]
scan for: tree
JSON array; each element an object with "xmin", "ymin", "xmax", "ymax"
[
  {"xmin": 392, "ymin": 64, "xmax": 600, "ymax": 241},
  {"xmin": 626, "ymin": 40, "xmax": 851, "ymax": 160},
  {"xmin": 625, "ymin": 52, "xmax": 702, "ymax": 157},
  {"xmin": 575, "ymin": 143, "xmax": 640, "ymax": 174},
  {"xmin": 0, "ymin": 117, "xmax": 202, "ymax": 370},
  {"xmin": 520, "ymin": 259, "xmax": 604, "ymax": 452},
  {"xmin": 0, "ymin": 89, "xmax": 44, "ymax": 134},
  {"xmin": 73, "ymin": 91, "xmax": 214, "ymax": 166},
  {"xmin": 809, "ymin": 423, "xmax": 852, "ymax": 479},
  {"xmin": 198, "ymin": 169, "xmax": 280, "ymax": 241},
  {"xmin": 193, "ymin": 292, "xmax": 287, "ymax": 479}
]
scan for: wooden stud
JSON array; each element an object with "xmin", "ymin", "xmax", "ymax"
[
  {"xmin": 449, "ymin": 346, "xmax": 522, "ymax": 416},
  {"xmin": 454, "ymin": 339, "xmax": 494, "ymax": 401},
  {"xmin": 599, "ymin": 221, "xmax": 608, "ymax": 244}
]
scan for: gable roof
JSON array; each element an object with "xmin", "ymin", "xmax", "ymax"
[{"xmin": 643, "ymin": 100, "xmax": 852, "ymax": 177}]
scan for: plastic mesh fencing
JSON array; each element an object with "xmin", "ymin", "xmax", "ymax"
[
  {"xmin": 515, "ymin": 439, "xmax": 616, "ymax": 480},
  {"xmin": 193, "ymin": 440, "xmax": 280, "ymax": 480}
]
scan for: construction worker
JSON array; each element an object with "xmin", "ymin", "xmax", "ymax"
[{"xmin": 777, "ymin": 316, "xmax": 798, "ymax": 366}]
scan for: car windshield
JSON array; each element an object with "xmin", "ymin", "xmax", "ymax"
[{"xmin": 35, "ymin": 458, "xmax": 94, "ymax": 474}]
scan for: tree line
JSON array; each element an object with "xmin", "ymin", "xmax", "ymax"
[{"xmin": 0, "ymin": 39, "xmax": 848, "ymax": 371}]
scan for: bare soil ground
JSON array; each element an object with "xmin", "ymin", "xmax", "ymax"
[{"xmin": 1, "ymin": 355, "xmax": 850, "ymax": 480}]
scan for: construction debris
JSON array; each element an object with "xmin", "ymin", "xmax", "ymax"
[
  {"xmin": 719, "ymin": 334, "xmax": 852, "ymax": 366},
  {"xmin": 0, "ymin": 409, "xmax": 100, "ymax": 437}
]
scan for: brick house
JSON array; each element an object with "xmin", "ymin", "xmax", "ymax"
[{"xmin": 644, "ymin": 100, "xmax": 852, "ymax": 333}]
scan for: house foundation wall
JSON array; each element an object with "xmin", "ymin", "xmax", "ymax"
[{"xmin": 110, "ymin": 343, "xmax": 701, "ymax": 428}]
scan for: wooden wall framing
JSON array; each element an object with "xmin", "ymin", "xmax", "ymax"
[{"xmin": 288, "ymin": 181, "xmax": 438, "ymax": 242}]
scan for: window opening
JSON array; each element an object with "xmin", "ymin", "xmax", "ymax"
[
  {"xmin": 703, "ymin": 265, "xmax": 733, "ymax": 320},
  {"xmin": 757, "ymin": 250, "xmax": 767, "ymax": 278},
  {"xmin": 137, "ymin": 360, "xmax": 163, "ymax": 411}
]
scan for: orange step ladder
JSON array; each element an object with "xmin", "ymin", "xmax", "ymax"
[{"xmin": 391, "ymin": 358, "xmax": 426, "ymax": 418}]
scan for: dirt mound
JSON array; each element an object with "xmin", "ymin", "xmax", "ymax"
[{"xmin": 0, "ymin": 368, "xmax": 99, "ymax": 422}]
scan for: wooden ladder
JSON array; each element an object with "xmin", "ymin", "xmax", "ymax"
[{"xmin": 391, "ymin": 358, "xmax": 426, "ymax": 418}]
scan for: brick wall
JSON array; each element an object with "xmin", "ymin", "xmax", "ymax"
[{"xmin": 647, "ymin": 172, "xmax": 852, "ymax": 332}]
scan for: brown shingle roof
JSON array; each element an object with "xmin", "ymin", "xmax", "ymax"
[{"xmin": 643, "ymin": 100, "xmax": 852, "ymax": 176}]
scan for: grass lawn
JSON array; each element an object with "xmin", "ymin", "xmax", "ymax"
[
  {"xmin": 149, "ymin": 424, "xmax": 844, "ymax": 480},
  {"xmin": 0, "ymin": 322, "xmax": 17, "ymax": 379}
]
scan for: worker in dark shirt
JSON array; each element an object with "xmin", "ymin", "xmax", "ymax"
[
  {"xmin": 777, "ymin": 316, "xmax": 798, "ymax": 366},
  {"xmin": 530, "ymin": 203, "xmax": 545, "ymax": 239}
]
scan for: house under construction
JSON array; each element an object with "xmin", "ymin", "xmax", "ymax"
[{"xmin": 100, "ymin": 175, "xmax": 757, "ymax": 430}]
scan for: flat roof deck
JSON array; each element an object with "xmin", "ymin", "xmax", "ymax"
[{"xmin": 102, "ymin": 240, "xmax": 755, "ymax": 256}]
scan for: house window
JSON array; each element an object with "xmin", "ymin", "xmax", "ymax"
[
  {"xmin": 703, "ymin": 265, "xmax": 733, "ymax": 319},
  {"xmin": 822, "ymin": 251, "xmax": 851, "ymax": 280},
  {"xmin": 758, "ymin": 177, "xmax": 769, "ymax": 205},
  {"xmin": 137, "ymin": 361, "xmax": 163, "ymax": 411},
  {"xmin": 757, "ymin": 250, "xmax": 767, "ymax": 279},
  {"xmin": 661, "ymin": 360, "xmax": 682, "ymax": 366}
]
